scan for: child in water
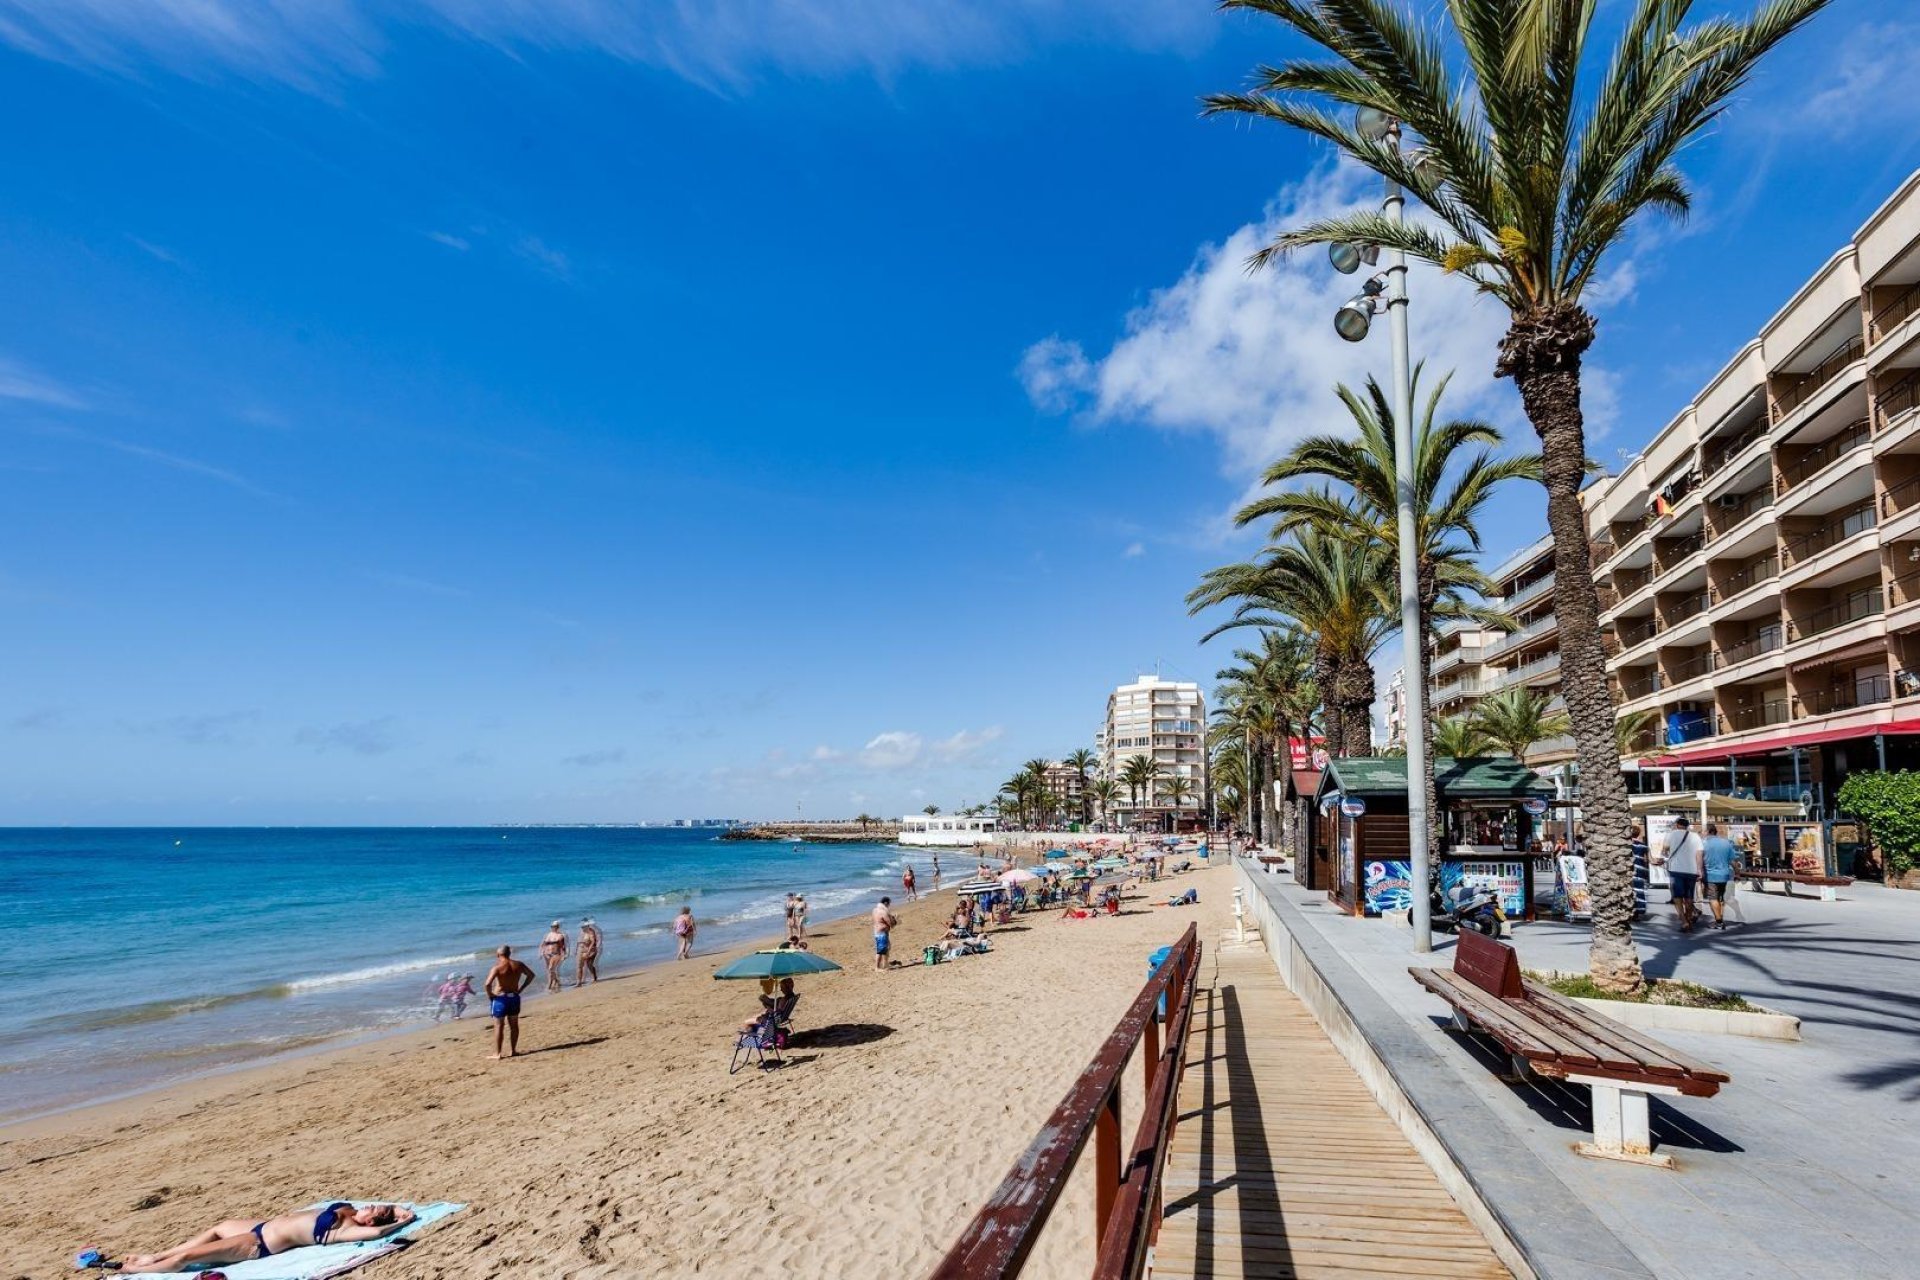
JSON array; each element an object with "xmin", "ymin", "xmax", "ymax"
[{"xmin": 449, "ymin": 974, "xmax": 475, "ymax": 1019}]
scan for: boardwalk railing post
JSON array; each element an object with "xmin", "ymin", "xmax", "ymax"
[{"xmin": 1095, "ymin": 1091, "xmax": 1122, "ymax": 1248}]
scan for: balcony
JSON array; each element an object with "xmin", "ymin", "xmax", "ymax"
[
  {"xmin": 1504, "ymin": 572, "xmax": 1556, "ymax": 612},
  {"xmin": 1661, "ymin": 591, "xmax": 1714, "ymax": 628},
  {"xmin": 1706, "ymin": 488, "xmax": 1774, "ymax": 543},
  {"xmin": 1719, "ymin": 700, "xmax": 1792, "ymax": 734},
  {"xmin": 1620, "ymin": 670, "xmax": 1663, "ymax": 701},
  {"xmin": 1434, "ymin": 676, "xmax": 1489, "ymax": 703},
  {"xmin": 1664, "ymin": 650, "xmax": 1719, "ymax": 684},
  {"xmin": 1776, "ymin": 418, "xmax": 1872, "ymax": 496},
  {"xmin": 1773, "ymin": 334, "xmax": 1866, "ymax": 420},
  {"xmin": 1795, "ymin": 674, "xmax": 1893, "ymax": 718},
  {"xmin": 1719, "ymin": 626, "xmax": 1785, "ymax": 668},
  {"xmin": 1485, "ymin": 612, "xmax": 1559, "ymax": 659},
  {"xmin": 1878, "ymin": 371, "xmax": 1920, "ymax": 432},
  {"xmin": 1781, "ymin": 501, "xmax": 1878, "ymax": 569},
  {"xmin": 1613, "ymin": 616, "xmax": 1660, "ymax": 650},
  {"xmin": 1889, "ymin": 568, "xmax": 1920, "ymax": 614},
  {"xmin": 1788, "ymin": 588, "xmax": 1885, "ymax": 642},
  {"xmin": 1652, "ymin": 531, "xmax": 1707, "ymax": 578},
  {"xmin": 1872, "ymin": 282, "xmax": 1920, "ymax": 345},
  {"xmin": 1703, "ymin": 419, "xmax": 1769, "ymax": 480},
  {"xmin": 1497, "ymin": 652, "xmax": 1562, "ymax": 689},
  {"xmin": 1715, "ymin": 554, "xmax": 1780, "ymax": 603}
]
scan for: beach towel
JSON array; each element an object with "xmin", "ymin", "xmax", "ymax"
[{"xmin": 124, "ymin": 1201, "xmax": 465, "ymax": 1280}]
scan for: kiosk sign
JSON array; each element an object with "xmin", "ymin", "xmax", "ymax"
[
  {"xmin": 1339, "ymin": 796, "xmax": 1367, "ymax": 819},
  {"xmin": 1521, "ymin": 797, "xmax": 1549, "ymax": 817}
]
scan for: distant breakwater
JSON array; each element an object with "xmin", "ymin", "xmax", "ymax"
[{"xmin": 723, "ymin": 821, "xmax": 901, "ymax": 843}]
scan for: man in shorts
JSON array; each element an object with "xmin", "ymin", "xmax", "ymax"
[
  {"xmin": 485, "ymin": 944, "xmax": 537, "ymax": 1060},
  {"xmin": 872, "ymin": 896, "xmax": 898, "ymax": 971},
  {"xmin": 1656, "ymin": 817, "xmax": 1704, "ymax": 933},
  {"xmin": 1700, "ymin": 823, "xmax": 1739, "ymax": 930}
]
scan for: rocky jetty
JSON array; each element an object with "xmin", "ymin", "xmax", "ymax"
[{"xmin": 721, "ymin": 820, "xmax": 900, "ymax": 843}]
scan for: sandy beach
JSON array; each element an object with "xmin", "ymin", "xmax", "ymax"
[{"xmin": 1, "ymin": 861, "xmax": 1230, "ymax": 1278}]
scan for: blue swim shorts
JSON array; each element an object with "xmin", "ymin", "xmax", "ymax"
[
  {"xmin": 1668, "ymin": 872, "xmax": 1699, "ymax": 900},
  {"xmin": 874, "ymin": 932, "xmax": 890, "ymax": 956},
  {"xmin": 490, "ymin": 993, "xmax": 522, "ymax": 1019}
]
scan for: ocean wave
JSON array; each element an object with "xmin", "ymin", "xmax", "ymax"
[
  {"xmin": 35, "ymin": 984, "xmax": 295, "ymax": 1034},
  {"xmin": 599, "ymin": 888, "xmax": 700, "ymax": 910},
  {"xmin": 804, "ymin": 886, "xmax": 873, "ymax": 912},
  {"xmin": 286, "ymin": 953, "xmax": 481, "ymax": 993},
  {"xmin": 624, "ymin": 921, "xmax": 672, "ymax": 938},
  {"xmin": 717, "ymin": 897, "xmax": 789, "ymax": 925}
]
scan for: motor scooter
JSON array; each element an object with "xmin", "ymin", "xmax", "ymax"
[{"xmin": 1431, "ymin": 881, "xmax": 1505, "ymax": 937}]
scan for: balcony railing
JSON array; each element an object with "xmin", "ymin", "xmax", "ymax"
[
  {"xmin": 1891, "ymin": 568, "xmax": 1920, "ymax": 609},
  {"xmin": 1775, "ymin": 418, "xmax": 1872, "ymax": 494},
  {"xmin": 1703, "ymin": 419, "xmax": 1768, "ymax": 477},
  {"xmin": 1773, "ymin": 334, "xmax": 1866, "ymax": 419},
  {"xmin": 1882, "ymin": 473, "xmax": 1920, "ymax": 521},
  {"xmin": 1504, "ymin": 572, "xmax": 1556, "ymax": 611},
  {"xmin": 1873, "ymin": 281, "xmax": 1920, "ymax": 343},
  {"xmin": 1664, "ymin": 650, "xmax": 1719, "ymax": 684},
  {"xmin": 1434, "ymin": 677, "xmax": 1490, "ymax": 702},
  {"xmin": 1796, "ymin": 674, "xmax": 1893, "ymax": 718},
  {"xmin": 1614, "ymin": 617, "xmax": 1659, "ymax": 649},
  {"xmin": 1621, "ymin": 670, "xmax": 1662, "ymax": 700},
  {"xmin": 1719, "ymin": 700, "xmax": 1792, "ymax": 734},
  {"xmin": 1653, "ymin": 531, "xmax": 1706, "ymax": 575},
  {"xmin": 1716, "ymin": 553, "xmax": 1780, "ymax": 600},
  {"xmin": 1613, "ymin": 566, "xmax": 1653, "ymax": 598},
  {"xmin": 1719, "ymin": 625, "xmax": 1784, "ymax": 667},
  {"xmin": 1788, "ymin": 588, "xmax": 1885, "ymax": 641},
  {"xmin": 1661, "ymin": 591, "xmax": 1714, "ymax": 627},
  {"xmin": 1486, "ymin": 612, "xmax": 1559, "ymax": 657},
  {"xmin": 1878, "ymin": 371, "xmax": 1920, "ymax": 430},
  {"xmin": 1781, "ymin": 501, "xmax": 1877, "ymax": 567},
  {"xmin": 1498, "ymin": 652, "xmax": 1562, "ymax": 688},
  {"xmin": 1706, "ymin": 488, "xmax": 1773, "ymax": 541}
]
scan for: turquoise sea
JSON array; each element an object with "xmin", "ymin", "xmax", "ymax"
[{"xmin": 0, "ymin": 827, "xmax": 911, "ymax": 1121}]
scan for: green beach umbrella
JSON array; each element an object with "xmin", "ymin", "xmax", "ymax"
[{"xmin": 712, "ymin": 950, "xmax": 844, "ymax": 981}]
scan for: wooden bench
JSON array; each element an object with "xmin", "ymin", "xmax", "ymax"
[
  {"xmin": 1741, "ymin": 869, "xmax": 1853, "ymax": 900},
  {"xmin": 1411, "ymin": 931, "xmax": 1729, "ymax": 1168},
  {"xmin": 1253, "ymin": 855, "xmax": 1288, "ymax": 873}
]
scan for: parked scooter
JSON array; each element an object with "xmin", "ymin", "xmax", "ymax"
[{"xmin": 1432, "ymin": 881, "xmax": 1505, "ymax": 937}]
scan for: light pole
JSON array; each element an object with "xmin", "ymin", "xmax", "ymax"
[{"xmin": 1331, "ymin": 106, "xmax": 1432, "ymax": 953}]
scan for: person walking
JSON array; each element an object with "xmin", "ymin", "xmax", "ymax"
[
  {"xmin": 539, "ymin": 920, "xmax": 569, "ymax": 992},
  {"xmin": 1655, "ymin": 818, "xmax": 1704, "ymax": 933},
  {"xmin": 673, "ymin": 905, "xmax": 696, "ymax": 960},
  {"xmin": 576, "ymin": 917, "xmax": 602, "ymax": 985},
  {"xmin": 485, "ymin": 945, "xmax": 537, "ymax": 1060},
  {"xmin": 902, "ymin": 863, "xmax": 918, "ymax": 901},
  {"xmin": 794, "ymin": 894, "xmax": 809, "ymax": 943},
  {"xmin": 1700, "ymin": 824, "xmax": 1740, "ymax": 931}
]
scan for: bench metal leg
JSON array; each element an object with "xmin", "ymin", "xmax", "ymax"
[
  {"xmin": 1820, "ymin": 885, "xmax": 1838, "ymax": 901},
  {"xmin": 1568, "ymin": 1075, "xmax": 1679, "ymax": 1169}
]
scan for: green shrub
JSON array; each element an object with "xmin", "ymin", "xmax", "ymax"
[{"xmin": 1836, "ymin": 771, "xmax": 1920, "ymax": 878}]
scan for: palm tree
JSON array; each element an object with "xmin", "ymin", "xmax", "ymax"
[
  {"xmin": 1163, "ymin": 775, "xmax": 1195, "ymax": 813},
  {"xmin": 854, "ymin": 812, "xmax": 874, "ymax": 834},
  {"xmin": 1206, "ymin": 0, "xmax": 1830, "ymax": 990},
  {"xmin": 1473, "ymin": 688, "xmax": 1571, "ymax": 763},
  {"xmin": 1064, "ymin": 747, "xmax": 1099, "ymax": 824},
  {"xmin": 1431, "ymin": 715, "xmax": 1493, "ymax": 759},
  {"xmin": 1210, "ymin": 631, "xmax": 1318, "ymax": 849},
  {"xmin": 1120, "ymin": 754, "xmax": 1159, "ymax": 819},
  {"xmin": 1191, "ymin": 527, "xmax": 1392, "ymax": 756},
  {"xmin": 922, "ymin": 804, "xmax": 940, "ymax": 817},
  {"xmin": 1615, "ymin": 709, "xmax": 1661, "ymax": 759},
  {"xmin": 1089, "ymin": 778, "xmax": 1123, "ymax": 828},
  {"xmin": 1236, "ymin": 369, "xmax": 1533, "ymax": 863}
]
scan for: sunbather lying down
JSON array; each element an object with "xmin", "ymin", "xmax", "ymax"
[
  {"xmin": 1165, "ymin": 888, "xmax": 1199, "ymax": 907},
  {"xmin": 121, "ymin": 1202, "xmax": 413, "ymax": 1272}
]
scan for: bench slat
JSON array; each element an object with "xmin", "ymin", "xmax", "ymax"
[
  {"xmin": 1507, "ymin": 995, "xmax": 1670, "ymax": 1075},
  {"xmin": 1521, "ymin": 982, "xmax": 1730, "ymax": 1083},
  {"xmin": 1413, "ymin": 969, "xmax": 1601, "ymax": 1068}
]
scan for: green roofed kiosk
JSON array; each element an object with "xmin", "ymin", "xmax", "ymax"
[{"xmin": 1306, "ymin": 757, "xmax": 1557, "ymax": 920}]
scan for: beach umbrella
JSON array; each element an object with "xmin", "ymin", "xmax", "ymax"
[
  {"xmin": 999, "ymin": 868, "xmax": 1040, "ymax": 884},
  {"xmin": 957, "ymin": 883, "xmax": 1001, "ymax": 896},
  {"xmin": 712, "ymin": 950, "xmax": 844, "ymax": 981}
]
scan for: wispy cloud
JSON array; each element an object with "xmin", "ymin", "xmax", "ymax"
[
  {"xmin": 125, "ymin": 710, "xmax": 260, "ymax": 746},
  {"xmin": 0, "ymin": 356, "xmax": 88, "ymax": 410},
  {"xmin": 295, "ymin": 716, "xmax": 397, "ymax": 756},
  {"xmin": 1122, "ymin": 541, "xmax": 1145, "ymax": 559},
  {"xmin": 425, "ymin": 230, "xmax": 471, "ymax": 251},
  {"xmin": 0, "ymin": 1, "xmax": 1208, "ymax": 90},
  {"xmin": 47, "ymin": 425, "xmax": 279, "ymax": 498},
  {"xmin": 562, "ymin": 747, "xmax": 627, "ymax": 767},
  {"xmin": 514, "ymin": 235, "xmax": 571, "ymax": 280},
  {"xmin": 367, "ymin": 570, "xmax": 469, "ymax": 598},
  {"xmin": 127, "ymin": 235, "xmax": 184, "ymax": 266},
  {"xmin": 8, "ymin": 707, "xmax": 64, "ymax": 731}
]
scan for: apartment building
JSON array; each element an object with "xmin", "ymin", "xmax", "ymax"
[
  {"xmin": 1586, "ymin": 171, "xmax": 1920, "ymax": 812},
  {"xmin": 1100, "ymin": 675, "xmax": 1207, "ymax": 829},
  {"xmin": 1383, "ymin": 669, "xmax": 1408, "ymax": 750},
  {"xmin": 1041, "ymin": 760, "xmax": 1088, "ymax": 819}
]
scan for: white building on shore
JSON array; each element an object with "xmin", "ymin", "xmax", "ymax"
[
  {"xmin": 898, "ymin": 814, "xmax": 998, "ymax": 846},
  {"xmin": 1100, "ymin": 674, "xmax": 1206, "ymax": 829}
]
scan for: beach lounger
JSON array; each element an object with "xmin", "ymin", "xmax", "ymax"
[
  {"xmin": 731, "ymin": 996, "xmax": 798, "ymax": 1073},
  {"xmin": 121, "ymin": 1202, "xmax": 465, "ymax": 1280}
]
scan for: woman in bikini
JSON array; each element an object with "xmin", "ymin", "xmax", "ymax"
[{"xmin": 121, "ymin": 1202, "xmax": 414, "ymax": 1272}]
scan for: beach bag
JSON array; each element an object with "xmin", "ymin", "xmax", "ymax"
[{"xmin": 923, "ymin": 945, "xmax": 943, "ymax": 966}]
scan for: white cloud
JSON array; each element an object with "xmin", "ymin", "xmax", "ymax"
[
  {"xmin": 927, "ymin": 725, "xmax": 1003, "ymax": 763},
  {"xmin": 1122, "ymin": 541, "xmax": 1145, "ymax": 559},
  {"xmin": 426, "ymin": 230, "xmax": 471, "ymax": 251},
  {"xmin": 0, "ymin": 356, "xmax": 87, "ymax": 409},
  {"xmin": 0, "ymin": 0, "xmax": 1208, "ymax": 89},
  {"xmin": 514, "ymin": 235, "xmax": 571, "ymax": 279},
  {"xmin": 810, "ymin": 744, "xmax": 844, "ymax": 762},
  {"xmin": 1794, "ymin": 23, "xmax": 1920, "ymax": 135},
  {"xmin": 128, "ymin": 236, "xmax": 184, "ymax": 266},
  {"xmin": 860, "ymin": 730, "xmax": 922, "ymax": 770},
  {"xmin": 1023, "ymin": 162, "xmax": 1520, "ymax": 492}
]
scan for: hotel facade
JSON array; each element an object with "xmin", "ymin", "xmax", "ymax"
[
  {"xmin": 1585, "ymin": 171, "xmax": 1920, "ymax": 812},
  {"xmin": 1099, "ymin": 674, "xmax": 1207, "ymax": 829}
]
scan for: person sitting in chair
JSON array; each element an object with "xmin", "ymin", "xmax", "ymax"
[{"xmin": 121, "ymin": 1203, "xmax": 413, "ymax": 1272}]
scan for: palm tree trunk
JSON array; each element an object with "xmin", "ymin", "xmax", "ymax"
[
  {"xmin": 1502, "ymin": 306, "xmax": 1642, "ymax": 993},
  {"xmin": 1337, "ymin": 660, "xmax": 1375, "ymax": 756},
  {"xmin": 1314, "ymin": 648, "xmax": 1345, "ymax": 759},
  {"xmin": 1262, "ymin": 739, "xmax": 1283, "ymax": 852}
]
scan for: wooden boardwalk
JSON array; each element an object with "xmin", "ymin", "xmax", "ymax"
[{"xmin": 1154, "ymin": 944, "xmax": 1509, "ymax": 1279}]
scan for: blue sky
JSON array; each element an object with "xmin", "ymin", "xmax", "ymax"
[{"xmin": 2, "ymin": 1, "xmax": 1915, "ymax": 824}]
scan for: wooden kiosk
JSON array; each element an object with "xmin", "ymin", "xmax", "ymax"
[{"xmin": 1309, "ymin": 756, "xmax": 1556, "ymax": 918}]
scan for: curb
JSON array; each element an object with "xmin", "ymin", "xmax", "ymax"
[{"xmin": 1567, "ymin": 993, "xmax": 1801, "ymax": 1041}]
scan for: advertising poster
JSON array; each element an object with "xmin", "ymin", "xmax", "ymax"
[
  {"xmin": 1726, "ymin": 822, "xmax": 1761, "ymax": 870},
  {"xmin": 1782, "ymin": 823, "xmax": 1826, "ymax": 875},
  {"xmin": 1555, "ymin": 854, "xmax": 1592, "ymax": 920},
  {"xmin": 1645, "ymin": 813, "xmax": 1680, "ymax": 887},
  {"xmin": 1441, "ymin": 860, "xmax": 1527, "ymax": 917},
  {"xmin": 1363, "ymin": 859, "xmax": 1414, "ymax": 915}
]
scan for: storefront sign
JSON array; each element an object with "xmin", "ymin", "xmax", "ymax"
[
  {"xmin": 1554, "ymin": 854, "xmax": 1591, "ymax": 920},
  {"xmin": 1339, "ymin": 795, "xmax": 1367, "ymax": 818},
  {"xmin": 1522, "ymin": 797, "xmax": 1549, "ymax": 817},
  {"xmin": 1363, "ymin": 858, "xmax": 1413, "ymax": 915},
  {"xmin": 1441, "ymin": 860, "xmax": 1527, "ymax": 916},
  {"xmin": 1782, "ymin": 823, "xmax": 1826, "ymax": 876}
]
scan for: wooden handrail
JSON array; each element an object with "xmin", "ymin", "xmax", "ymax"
[{"xmin": 931, "ymin": 923, "xmax": 1202, "ymax": 1280}]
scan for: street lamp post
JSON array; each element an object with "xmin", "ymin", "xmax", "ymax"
[{"xmin": 1332, "ymin": 107, "xmax": 1432, "ymax": 953}]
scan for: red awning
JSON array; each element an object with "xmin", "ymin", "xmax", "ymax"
[{"xmin": 1645, "ymin": 716, "xmax": 1920, "ymax": 767}]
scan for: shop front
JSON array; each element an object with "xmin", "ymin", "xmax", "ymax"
[{"xmin": 1311, "ymin": 757, "xmax": 1556, "ymax": 919}]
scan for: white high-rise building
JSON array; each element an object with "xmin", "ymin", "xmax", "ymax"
[{"xmin": 1100, "ymin": 675, "xmax": 1206, "ymax": 829}]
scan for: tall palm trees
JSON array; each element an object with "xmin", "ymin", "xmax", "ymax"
[
  {"xmin": 1064, "ymin": 747, "xmax": 1098, "ymax": 824},
  {"xmin": 1206, "ymin": 0, "xmax": 1830, "ymax": 991},
  {"xmin": 1474, "ymin": 688, "xmax": 1572, "ymax": 762},
  {"xmin": 1236, "ymin": 368, "xmax": 1530, "ymax": 860},
  {"xmin": 1089, "ymin": 778, "xmax": 1122, "ymax": 828},
  {"xmin": 1210, "ymin": 630, "xmax": 1318, "ymax": 849},
  {"xmin": 1120, "ymin": 754, "xmax": 1160, "ymax": 817}
]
